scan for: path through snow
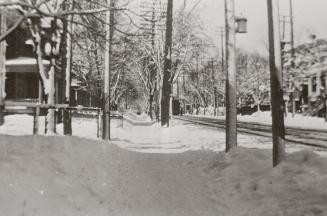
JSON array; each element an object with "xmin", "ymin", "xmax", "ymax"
[{"xmin": 0, "ymin": 114, "xmax": 325, "ymax": 156}]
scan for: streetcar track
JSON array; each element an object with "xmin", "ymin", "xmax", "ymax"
[{"xmin": 175, "ymin": 116, "xmax": 327, "ymax": 149}]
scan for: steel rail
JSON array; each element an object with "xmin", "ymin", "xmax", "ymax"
[{"xmin": 174, "ymin": 116, "xmax": 327, "ymax": 149}]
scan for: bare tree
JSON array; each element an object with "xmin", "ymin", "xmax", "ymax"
[
  {"xmin": 0, "ymin": 0, "xmax": 134, "ymax": 135},
  {"xmin": 161, "ymin": 0, "xmax": 173, "ymax": 127},
  {"xmin": 237, "ymin": 51, "xmax": 270, "ymax": 112}
]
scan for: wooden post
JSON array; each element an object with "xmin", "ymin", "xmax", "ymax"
[
  {"xmin": 0, "ymin": 9, "xmax": 6, "ymax": 126},
  {"xmin": 267, "ymin": 0, "xmax": 286, "ymax": 167},
  {"xmin": 97, "ymin": 109, "xmax": 99, "ymax": 138},
  {"xmin": 33, "ymin": 79, "xmax": 43, "ymax": 134},
  {"xmin": 121, "ymin": 113, "xmax": 123, "ymax": 128},
  {"xmin": 224, "ymin": 0, "xmax": 237, "ymax": 152},
  {"xmin": 33, "ymin": 108, "xmax": 37, "ymax": 134},
  {"xmin": 98, "ymin": 109, "xmax": 103, "ymax": 139},
  {"xmin": 161, "ymin": 0, "xmax": 173, "ymax": 127}
]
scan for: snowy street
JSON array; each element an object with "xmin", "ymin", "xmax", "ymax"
[{"xmin": 1, "ymin": 114, "xmax": 326, "ymax": 156}]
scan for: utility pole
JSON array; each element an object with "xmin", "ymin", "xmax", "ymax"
[
  {"xmin": 149, "ymin": 0, "xmax": 156, "ymax": 121},
  {"xmin": 218, "ymin": 27, "xmax": 225, "ymax": 75},
  {"xmin": 63, "ymin": 0, "xmax": 74, "ymax": 135},
  {"xmin": 280, "ymin": 13, "xmax": 289, "ymax": 118},
  {"xmin": 0, "ymin": 9, "xmax": 6, "ymax": 126},
  {"xmin": 140, "ymin": 0, "xmax": 166, "ymax": 122},
  {"xmin": 281, "ymin": 16, "xmax": 288, "ymax": 42},
  {"xmin": 218, "ymin": 27, "xmax": 225, "ymax": 108},
  {"xmin": 289, "ymin": 0, "xmax": 296, "ymax": 117},
  {"xmin": 267, "ymin": 0, "xmax": 286, "ymax": 167},
  {"xmin": 224, "ymin": 0, "xmax": 237, "ymax": 152},
  {"xmin": 210, "ymin": 58, "xmax": 217, "ymax": 115},
  {"xmin": 104, "ymin": 0, "xmax": 114, "ymax": 140},
  {"xmin": 161, "ymin": 0, "xmax": 173, "ymax": 127}
]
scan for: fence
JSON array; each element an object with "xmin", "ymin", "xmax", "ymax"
[{"xmin": 2, "ymin": 101, "xmax": 123, "ymax": 138}]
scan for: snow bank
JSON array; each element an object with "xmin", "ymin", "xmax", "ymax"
[
  {"xmin": 205, "ymin": 148, "xmax": 327, "ymax": 216},
  {"xmin": 0, "ymin": 135, "xmax": 326, "ymax": 216},
  {"xmin": 0, "ymin": 114, "xmax": 45, "ymax": 136},
  {"xmin": 238, "ymin": 111, "xmax": 327, "ymax": 130}
]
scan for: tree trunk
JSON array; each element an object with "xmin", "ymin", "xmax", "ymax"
[
  {"xmin": 46, "ymin": 62, "xmax": 56, "ymax": 135},
  {"xmin": 103, "ymin": 0, "xmax": 114, "ymax": 140},
  {"xmin": 0, "ymin": 10, "xmax": 6, "ymax": 126},
  {"xmin": 46, "ymin": 59, "xmax": 56, "ymax": 135},
  {"xmin": 161, "ymin": 0, "xmax": 173, "ymax": 127},
  {"xmin": 267, "ymin": 0, "xmax": 286, "ymax": 167},
  {"xmin": 170, "ymin": 86, "xmax": 173, "ymax": 118},
  {"xmin": 257, "ymin": 102, "xmax": 261, "ymax": 113},
  {"xmin": 149, "ymin": 94, "xmax": 154, "ymax": 120},
  {"xmin": 224, "ymin": 0, "xmax": 237, "ymax": 152},
  {"xmin": 292, "ymin": 94, "xmax": 296, "ymax": 117}
]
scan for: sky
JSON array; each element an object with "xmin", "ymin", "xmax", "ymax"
[{"xmin": 177, "ymin": 0, "xmax": 327, "ymax": 55}]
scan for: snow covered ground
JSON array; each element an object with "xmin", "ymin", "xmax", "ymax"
[
  {"xmin": 239, "ymin": 111, "xmax": 327, "ymax": 130},
  {"xmin": 0, "ymin": 114, "xmax": 326, "ymax": 156},
  {"xmin": 192, "ymin": 111, "xmax": 327, "ymax": 130},
  {"xmin": 0, "ymin": 134, "xmax": 326, "ymax": 215},
  {"xmin": 0, "ymin": 114, "xmax": 327, "ymax": 215}
]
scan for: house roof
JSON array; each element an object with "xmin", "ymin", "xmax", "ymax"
[
  {"xmin": 305, "ymin": 63, "xmax": 327, "ymax": 76},
  {"xmin": 283, "ymin": 39, "xmax": 327, "ymax": 79},
  {"xmin": 5, "ymin": 57, "xmax": 50, "ymax": 73}
]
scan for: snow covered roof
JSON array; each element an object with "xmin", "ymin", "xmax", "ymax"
[
  {"xmin": 5, "ymin": 57, "xmax": 50, "ymax": 66},
  {"xmin": 71, "ymin": 79, "xmax": 81, "ymax": 87},
  {"xmin": 5, "ymin": 57, "xmax": 50, "ymax": 73},
  {"xmin": 305, "ymin": 63, "xmax": 327, "ymax": 76}
]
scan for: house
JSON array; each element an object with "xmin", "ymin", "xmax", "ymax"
[
  {"xmin": 3, "ymin": 13, "xmax": 66, "ymax": 113},
  {"xmin": 302, "ymin": 63, "xmax": 327, "ymax": 116},
  {"xmin": 5, "ymin": 57, "xmax": 49, "ymax": 102},
  {"xmin": 71, "ymin": 79, "xmax": 92, "ymax": 107},
  {"xmin": 283, "ymin": 38, "xmax": 327, "ymax": 116}
]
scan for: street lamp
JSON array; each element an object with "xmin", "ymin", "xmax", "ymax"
[{"xmin": 236, "ymin": 16, "xmax": 248, "ymax": 34}]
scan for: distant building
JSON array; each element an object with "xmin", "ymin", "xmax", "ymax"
[{"xmin": 283, "ymin": 38, "xmax": 327, "ymax": 116}]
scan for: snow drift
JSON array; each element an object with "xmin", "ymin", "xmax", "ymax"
[{"xmin": 0, "ymin": 135, "xmax": 326, "ymax": 216}]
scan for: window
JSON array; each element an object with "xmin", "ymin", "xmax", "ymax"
[
  {"xmin": 312, "ymin": 76, "xmax": 317, "ymax": 92},
  {"xmin": 5, "ymin": 73, "xmax": 38, "ymax": 100},
  {"xmin": 321, "ymin": 74, "xmax": 326, "ymax": 88}
]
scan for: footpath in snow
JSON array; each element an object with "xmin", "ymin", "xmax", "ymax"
[{"xmin": 0, "ymin": 113, "xmax": 325, "ymax": 155}]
